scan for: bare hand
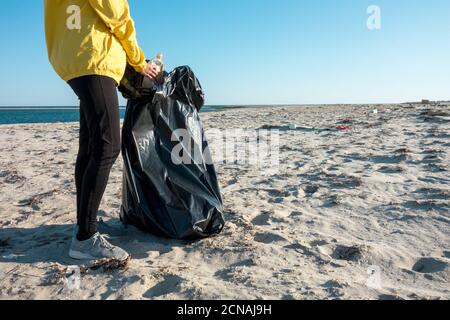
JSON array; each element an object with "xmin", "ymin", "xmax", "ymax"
[{"xmin": 141, "ymin": 63, "xmax": 160, "ymax": 80}]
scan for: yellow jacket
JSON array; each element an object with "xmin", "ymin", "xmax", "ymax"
[{"xmin": 44, "ymin": 0, "xmax": 147, "ymax": 85}]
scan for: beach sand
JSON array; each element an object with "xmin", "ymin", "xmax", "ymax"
[{"xmin": 0, "ymin": 104, "xmax": 449, "ymax": 300}]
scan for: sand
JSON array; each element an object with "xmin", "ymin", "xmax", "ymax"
[{"xmin": 0, "ymin": 104, "xmax": 449, "ymax": 300}]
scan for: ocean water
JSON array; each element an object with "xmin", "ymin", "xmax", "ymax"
[{"xmin": 0, "ymin": 105, "xmax": 225, "ymax": 125}]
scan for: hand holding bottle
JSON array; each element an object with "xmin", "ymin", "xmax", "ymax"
[
  {"xmin": 151, "ymin": 53, "xmax": 164, "ymax": 83},
  {"xmin": 141, "ymin": 63, "xmax": 160, "ymax": 80},
  {"xmin": 141, "ymin": 53, "xmax": 164, "ymax": 84}
]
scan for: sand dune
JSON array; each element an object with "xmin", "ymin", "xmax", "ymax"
[{"xmin": 0, "ymin": 104, "xmax": 449, "ymax": 300}]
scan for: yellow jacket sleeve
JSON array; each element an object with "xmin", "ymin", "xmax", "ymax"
[{"xmin": 88, "ymin": 0, "xmax": 147, "ymax": 72}]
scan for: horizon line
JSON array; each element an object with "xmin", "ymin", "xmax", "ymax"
[{"xmin": 1, "ymin": 100, "xmax": 449, "ymax": 109}]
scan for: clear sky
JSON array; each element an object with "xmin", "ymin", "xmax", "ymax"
[{"xmin": 0, "ymin": 0, "xmax": 449, "ymax": 106}]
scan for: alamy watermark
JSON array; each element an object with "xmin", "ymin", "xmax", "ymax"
[
  {"xmin": 66, "ymin": 4, "xmax": 382, "ymax": 32},
  {"xmin": 367, "ymin": 5, "xmax": 381, "ymax": 30},
  {"xmin": 168, "ymin": 128, "xmax": 280, "ymax": 175},
  {"xmin": 66, "ymin": 5, "xmax": 81, "ymax": 30}
]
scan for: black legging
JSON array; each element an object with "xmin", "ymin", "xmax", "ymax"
[{"xmin": 68, "ymin": 75, "xmax": 121, "ymax": 241}]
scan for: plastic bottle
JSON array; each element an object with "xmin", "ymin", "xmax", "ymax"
[
  {"xmin": 150, "ymin": 53, "xmax": 164, "ymax": 75},
  {"xmin": 143, "ymin": 53, "xmax": 164, "ymax": 89}
]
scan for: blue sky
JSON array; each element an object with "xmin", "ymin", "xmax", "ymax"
[{"xmin": 0, "ymin": 0, "xmax": 449, "ymax": 106}]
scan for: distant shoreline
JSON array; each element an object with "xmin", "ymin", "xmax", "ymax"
[
  {"xmin": 1, "ymin": 103, "xmax": 448, "ymax": 126},
  {"xmin": 1, "ymin": 101, "xmax": 449, "ymax": 110}
]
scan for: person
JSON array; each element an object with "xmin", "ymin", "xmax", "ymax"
[{"xmin": 44, "ymin": 0, "xmax": 159, "ymax": 261}]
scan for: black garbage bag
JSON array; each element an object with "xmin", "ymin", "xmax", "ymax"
[{"xmin": 118, "ymin": 65, "xmax": 225, "ymax": 240}]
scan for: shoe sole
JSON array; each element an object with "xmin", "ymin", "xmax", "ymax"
[
  {"xmin": 69, "ymin": 250, "xmax": 130, "ymax": 261},
  {"xmin": 69, "ymin": 250, "xmax": 96, "ymax": 261}
]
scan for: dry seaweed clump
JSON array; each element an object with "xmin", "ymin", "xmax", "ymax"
[
  {"xmin": 332, "ymin": 245, "xmax": 366, "ymax": 262},
  {"xmin": 89, "ymin": 257, "xmax": 131, "ymax": 273},
  {"xmin": 42, "ymin": 257, "xmax": 131, "ymax": 286}
]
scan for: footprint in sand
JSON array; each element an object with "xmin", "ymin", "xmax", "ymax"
[
  {"xmin": 414, "ymin": 188, "xmax": 450, "ymax": 200},
  {"xmin": 421, "ymin": 154, "xmax": 445, "ymax": 165},
  {"xmin": 0, "ymin": 170, "xmax": 26, "ymax": 184},
  {"xmin": 254, "ymin": 232, "xmax": 287, "ymax": 244},
  {"xmin": 402, "ymin": 200, "xmax": 449, "ymax": 212},
  {"xmin": 371, "ymin": 154, "xmax": 408, "ymax": 164},
  {"xmin": 143, "ymin": 275, "xmax": 184, "ymax": 298},
  {"xmin": 412, "ymin": 257, "xmax": 449, "ymax": 274},
  {"xmin": 327, "ymin": 174, "xmax": 362, "ymax": 189},
  {"xmin": 214, "ymin": 259, "xmax": 257, "ymax": 281},
  {"xmin": 264, "ymin": 189, "xmax": 291, "ymax": 198},
  {"xmin": 303, "ymin": 184, "xmax": 319, "ymax": 195},
  {"xmin": 377, "ymin": 165, "xmax": 404, "ymax": 174},
  {"xmin": 378, "ymin": 294, "xmax": 405, "ymax": 300},
  {"xmin": 261, "ymin": 188, "xmax": 293, "ymax": 204},
  {"xmin": 251, "ymin": 213, "xmax": 271, "ymax": 226}
]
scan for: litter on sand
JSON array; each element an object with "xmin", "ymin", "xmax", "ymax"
[{"xmin": 335, "ymin": 125, "xmax": 352, "ymax": 131}]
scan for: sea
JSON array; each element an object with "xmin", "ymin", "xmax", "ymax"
[{"xmin": 0, "ymin": 105, "xmax": 227, "ymax": 125}]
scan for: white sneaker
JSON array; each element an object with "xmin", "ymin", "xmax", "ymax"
[{"xmin": 69, "ymin": 232, "xmax": 129, "ymax": 261}]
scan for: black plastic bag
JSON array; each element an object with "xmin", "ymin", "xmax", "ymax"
[{"xmin": 118, "ymin": 66, "xmax": 225, "ymax": 240}]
